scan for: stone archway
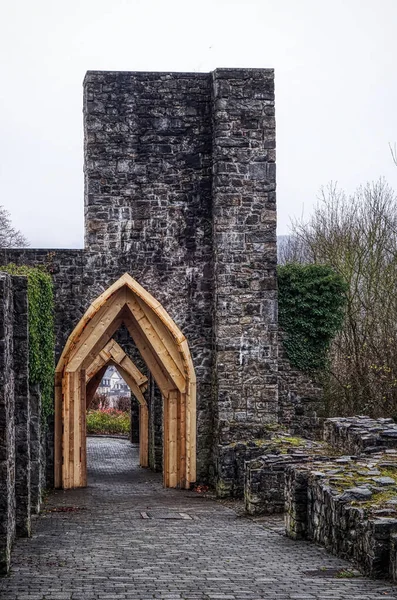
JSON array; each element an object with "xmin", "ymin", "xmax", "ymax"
[
  {"xmin": 85, "ymin": 338, "xmax": 149, "ymax": 468},
  {"xmin": 55, "ymin": 273, "xmax": 196, "ymax": 490}
]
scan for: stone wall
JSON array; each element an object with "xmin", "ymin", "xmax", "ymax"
[
  {"xmin": 13, "ymin": 276, "xmax": 30, "ymax": 538},
  {"xmin": 244, "ymin": 439, "xmax": 329, "ymax": 515},
  {"xmin": 216, "ymin": 440, "xmax": 272, "ymax": 498},
  {"xmin": 323, "ymin": 416, "xmax": 397, "ymax": 455},
  {"xmin": 285, "ymin": 462, "xmax": 397, "ymax": 578},
  {"xmin": 148, "ymin": 374, "xmax": 163, "ymax": 472},
  {"xmin": 0, "ymin": 272, "xmax": 45, "ymax": 575},
  {"xmin": 84, "ymin": 71, "xmax": 215, "ymax": 478},
  {"xmin": 0, "ymin": 273, "xmax": 16, "ymax": 574},
  {"xmin": 130, "ymin": 396, "xmax": 140, "ymax": 444},
  {"xmin": 278, "ymin": 332, "xmax": 324, "ymax": 439},
  {"xmin": 211, "ymin": 69, "xmax": 278, "ymax": 447},
  {"xmin": 284, "ymin": 446, "xmax": 397, "ymax": 580},
  {"xmin": 0, "ymin": 68, "xmax": 278, "ymax": 484}
]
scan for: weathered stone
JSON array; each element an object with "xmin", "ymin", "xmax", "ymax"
[
  {"xmin": 12, "ymin": 276, "xmax": 31, "ymax": 538},
  {"xmin": 0, "ymin": 274, "xmax": 46, "ymax": 574},
  {"xmin": 339, "ymin": 487, "xmax": 373, "ymax": 501},
  {"xmin": 324, "ymin": 416, "xmax": 397, "ymax": 455},
  {"xmin": 285, "ymin": 449, "xmax": 397, "ymax": 580},
  {"xmin": 0, "ymin": 68, "xmax": 280, "ymax": 486},
  {"xmin": 244, "ymin": 436, "xmax": 329, "ymax": 514},
  {"xmin": 278, "ymin": 330, "xmax": 324, "ymax": 439},
  {"xmin": 0, "ymin": 273, "xmax": 15, "ymax": 575},
  {"xmin": 373, "ymin": 476, "xmax": 396, "ymax": 486}
]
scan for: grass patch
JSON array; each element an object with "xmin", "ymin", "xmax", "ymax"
[
  {"xmin": 276, "ymin": 436, "xmax": 303, "ymax": 446},
  {"xmin": 335, "ymin": 569, "xmax": 358, "ymax": 578}
]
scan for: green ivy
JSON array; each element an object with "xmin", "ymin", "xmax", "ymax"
[
  {"xmin": 0, "ymin": 264, "xmax": 55, "ymax": 422},
  {"xmin": 278, "ymin": 263, "xmax": 347, "ymax": 373}
]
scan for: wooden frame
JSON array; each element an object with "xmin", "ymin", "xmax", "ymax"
[
  {"xmin": 55, "ymin": 273, "xmax": 196, "ymax": 490},
  {"xmin": 85, "ymin": 339, "xmax": 149, "ymax": 468}
]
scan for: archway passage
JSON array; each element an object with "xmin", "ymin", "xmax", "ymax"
[
  {"xmin": 85, "ymin": 338, "xmax": 149, "ymax": 468},
  {"xmin": 55, "ymin": 273, "xmax": 196, "ymax": 490}
]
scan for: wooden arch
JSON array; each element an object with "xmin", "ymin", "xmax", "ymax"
[
  {"xmin": 55, "ymin": 273, "xmax": 196, "ymax": 490},
  {"xmin": 85, "ymin": 339, "xmax": 149, "ymax": 468}
]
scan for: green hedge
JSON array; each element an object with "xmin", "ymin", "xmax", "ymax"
[
  {"xmin": 278, "ymin": 264, "xmax": 346, "ymax": 373},
  {"xmin": 0, "ymin": 264, "xmax": 55, "ymax": 421}
]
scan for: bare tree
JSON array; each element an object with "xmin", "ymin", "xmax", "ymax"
[
  {"xmin": 0, "ymin": 206, "xmax": 29, "ymax": 247},
  {"xmin": 389, "ymin": 142, "xmax": 397, "ymax": 166},
  {"xmin": 287, "ymin": 178, "xmax": 397, "ymax": 418},
  {"xmin": 278, "ymin": 234, "xmax": 311, "ymax": 265}
]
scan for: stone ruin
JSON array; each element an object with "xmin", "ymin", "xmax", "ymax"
[
  {"xmin": 238, "ymin": 416, "xmax": 397, "ymax": 581},
  {"xmin": 2, "ymin": 68, "xmax": 393, "ymax": 581}
]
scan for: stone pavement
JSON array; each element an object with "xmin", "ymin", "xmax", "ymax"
[{"xmin": 1, "ymin": 437, "xmax": 397, "ymax": 600}]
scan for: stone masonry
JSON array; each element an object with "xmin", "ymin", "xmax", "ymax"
[
  {"xmin": 324, "ymin": 415, "xmax": 397, "ymax": 455},
  {"xmin": 0, "ymin": 273, "xmax": 16, "ymax": 575},
  {"xmin": 284, "ymin": 452, "xmax": 397, "ymax": 579},
  {"xmin": 0, "ymin": 273, "xmax": 44, "ymax": 574},
  {"xmin": 0, "ymin": 68, "xmax": 278, "ymax": 484},
  {"xmin": 278, "ymin": 330, "xmax": 324, "ymax": 439}
]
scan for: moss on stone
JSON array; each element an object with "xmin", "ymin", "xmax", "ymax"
[{"xmin": 275, "ymin": 436, "xmax": 303, "ymax": 446}]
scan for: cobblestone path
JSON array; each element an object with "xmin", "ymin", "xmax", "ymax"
[{"xmin": 1, "ymin": 437, "xmax": 397, "ymax": 600}]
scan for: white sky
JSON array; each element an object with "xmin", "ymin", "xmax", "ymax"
[{"xmin": 1, "ymin": 0, "xmax": 397, "ymax": 247}]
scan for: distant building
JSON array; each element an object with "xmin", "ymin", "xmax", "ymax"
[{"xmin": 97, "ymin": 365, "xmax": 130, "ymax": 406}]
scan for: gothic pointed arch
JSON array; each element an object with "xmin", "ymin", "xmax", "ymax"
[
  {"xmin": 85, "ymin": 339, "xmax": 149, "ymax": 468},
  {"xmin": 55, "ymin": 273, "xmax": 196, "ymax": 490}
]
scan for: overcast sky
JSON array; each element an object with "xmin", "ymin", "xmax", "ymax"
[{"xmin": 1, "ymin": 0, "xmax": 397, "ymax": 248}]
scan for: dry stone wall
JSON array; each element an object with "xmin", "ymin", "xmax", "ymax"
[
  {"xmin": 216, "ymin": 439, "xmax": 272, "ymax": 498},
  {"xmin": 13, "ymin": 276, "xmax": 30, "ymax": 538}
]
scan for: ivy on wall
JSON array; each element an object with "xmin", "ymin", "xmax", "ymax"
[
  {"xmin": 278, "ymin": 264, "xmax": 346, "ymax": 373},
  {"xmin": 0, "ymin": 264, "xmax": 55, "ymax": 421}
]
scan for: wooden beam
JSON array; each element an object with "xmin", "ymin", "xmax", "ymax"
[
  {"xmin": 125, "ymin": 290, "xmax": 186, "ymax": 393},
  {"xmin": 54, "ymin": 381, "xmax": 62, "ymax": 488},
  {"xmin": 86, "ymin": 364, "xmax": 108, "ymax": 408},
  {"xmin": 66, "ymin": 289, "xmax": 126, "ymax": 373},
  {"xmin": 178, "ymin": 392, "xmax": 186, "ymax": 489},
  {"xmin": 86, "ymin": 339, "xmax": 147, "ymax": 391},
  {"xmin": 167, "ymin": 390, "xmax": 178, "ymax": 488},
  {"xmin": 163, "ymin": 394, "xmax": 168, "ymax": 488},
  {"xmin": 86, "ymin": 353, "xmax": 108, "ymax": 382},
  {"xmin": 73, "ymin": 371, "xmax": 82, "ymax": 488},
  {"xmin": 139, "ymin": 405, "xmax": 149, "ymax": 468},
  {"xmin": 62, "ymin": 372, "xmax": 70, "ymax": 489},
  {"xmin": 79, "ymin": 316, "xmax": 124, "ymax": 372},
  {"xmin": 135, "ymin": 295, "xmax": 185, "ymax": 376},
  {"xmin": 121, "ymin": 274, "xmax": 186, "ymax": 345},
  {"xmin": 56, "ymin": 274, "xmax": 133, "ymax": 374},
  {"xmin": 80, "ymin": 369, "xmax": 87, "ymax": 487},
  {"xmin": 116, "ymin": 353, "xmax": 147, "ymax": 389},
  {"xmin": 123, "ymin": 317, "xmax": 173, "ymax": 398},
  {"xmin": 186, "ymin": 381, "xmax": 197, "ymax": 486},
  {"xmin": 115, "ymin": 363, "xmax": 146, "ymax": 407}
]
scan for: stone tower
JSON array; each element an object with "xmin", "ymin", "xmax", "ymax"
[
  {"xmin": 84, "ymin": 68, "xmax": 278, "ymax": 477},
  {"xmin": 1, "ymin": 68, "xmax": 277, "ymax": 483}
]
